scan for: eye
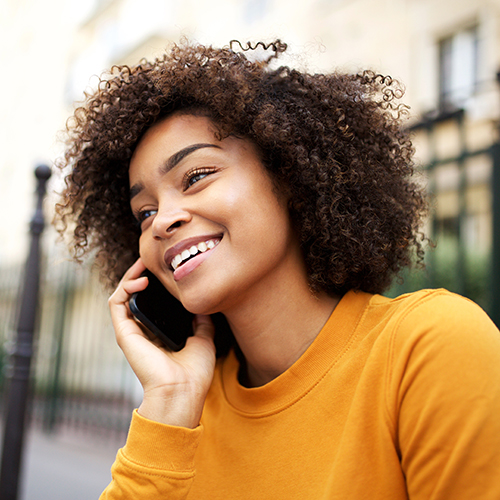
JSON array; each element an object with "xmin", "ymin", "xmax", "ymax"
[
  {"xmin": 133, "ymin": 208, "xmax": 157, "ymax": 226},
  {"xmin": 183, "ymin": 167, "xmax": 217, "ymax": 190}
]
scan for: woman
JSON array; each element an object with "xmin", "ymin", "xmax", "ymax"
[{"xmin": 55, "ymin": 40, "xmax": 500, "ymax": 499}]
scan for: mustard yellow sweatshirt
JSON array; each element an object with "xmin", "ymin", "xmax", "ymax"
[{"xmin": 101, "ymin": 289, "xmax": 500, "ymax": 499}]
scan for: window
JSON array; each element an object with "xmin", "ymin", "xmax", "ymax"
[{"xmin": 439, "ymin": 26, "xmax": 479, "ymax": 109}]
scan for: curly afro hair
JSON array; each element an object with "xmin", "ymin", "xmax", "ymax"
[{"xmin": 55, "ymin": 39, "xmax": 427, "ymax": 297}]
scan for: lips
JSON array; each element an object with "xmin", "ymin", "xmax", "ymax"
[
  {"xmin": 171, "ymin": 238, "xmax": 220, "ymax": 270},
  {"xmin": 164, "ymin": 235, "xmax": 222, "ymax": 272}
]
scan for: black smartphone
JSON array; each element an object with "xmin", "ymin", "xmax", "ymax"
[{"xmin": 129, "ymin": 269, "xmax": 230, "ymax": 352}]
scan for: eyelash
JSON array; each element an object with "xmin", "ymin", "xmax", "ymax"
[
  {"xmin": 132, "ymin": 167, "xmax": 218, "ymax": 226},
  {"xmin": 133, "ymin": 208, "xmax": 156, "ymax": 226},
  {"xmin": 182, "ymin": 167, "xmax": 217, "ymax": 190}
]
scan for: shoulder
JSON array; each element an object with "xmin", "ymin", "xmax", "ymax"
[
  {"xmin": 376, "ymin": 289, "xmax": 500, "ymax": 409},
  {"xmin": 376, "ymin": 291, "xmax": 500, "ymax": 497},
  {"xmin": 368, "ymin": 288, "xmax": 499, "ymax": 348},
  {"xmin": 363, "ymin": 289, "xmax": 500, "ymax": 405},
  {"xmin": 371, "ymin": 287, "xmax": 489, "ymax": 320},
  {"xmin": 394, "ymin": 288, "xmax": 492, "ymax": 323},
  {"xmin": 408, "ymin": 289, "xmax": 498, "ymax": 348}
]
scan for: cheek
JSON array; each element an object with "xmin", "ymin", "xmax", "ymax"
[
  {"xmin": 248, "ymin": 186, "xmax": 291, "ymax": 236},
  {"xmin": 222, "ymin": 173, "xmax": 285, "ymax": 227},
  {"xmin": 138, "ymin": 235, "xmax": 179, "ymax": 296},
  {"xmin": 138, "ymin": 235, "xmax": 157, "ymax": 269},
  {"xmin": 232, "ymin": 192, "xmax": 294, "ymax": 260}
]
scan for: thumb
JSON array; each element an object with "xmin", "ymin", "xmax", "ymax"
[{"xmin": 193, "ymin": 314, "xmax": 215, "ymax": 342}]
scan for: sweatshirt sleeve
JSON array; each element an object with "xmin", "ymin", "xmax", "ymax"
[
  {"xmin": 389, "ymin": 291, "xmax": 500, "ymax": 500},
  {"xmin": 99, "ymin": 410, "xmax": 203, "ymax": 500}
]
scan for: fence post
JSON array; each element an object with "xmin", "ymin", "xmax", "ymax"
[{"xmin": 0, "ymin": 165, "xmax": 51, "ymax": 500}]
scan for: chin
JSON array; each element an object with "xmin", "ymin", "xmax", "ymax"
[{"xmin": 180, "ymin": 294, "xmax": 224, "ymax": 316}]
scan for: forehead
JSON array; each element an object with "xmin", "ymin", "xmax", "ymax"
[
  {"xmin": 132, "ymin": 114, "xmax": 219, "ymax": 163},
  {"xmin": 128, "ymin": 113, "xmax": 222, "ymax": 185},
  {"xmin": 128, "ymin": 113, "xmax": 268, "ymax": 193}
]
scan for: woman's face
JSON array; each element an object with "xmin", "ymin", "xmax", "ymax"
[{"xmin": 129, "ymin": 113, "xmax": 305, "ymax": 315}]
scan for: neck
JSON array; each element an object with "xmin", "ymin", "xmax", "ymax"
[{"xmin": 223, "ymin": 272, "xmax": 340, "ymax": 388}]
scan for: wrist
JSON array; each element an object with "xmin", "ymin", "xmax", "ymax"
[{"xmin": 138, "ymin": 389, "xmax": 205, "ymax": 428}]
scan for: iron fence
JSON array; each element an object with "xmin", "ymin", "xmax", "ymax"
[{"xmin": 0, "ymin": 257, "xmax": 140, "ymax": 445}]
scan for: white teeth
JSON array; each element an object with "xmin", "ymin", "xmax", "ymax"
[
  {"xmin": 171, "ymin": 239, "xmax": 220, "ymax": 271},
  {"xmin": 172, "ymin": 254, "xmax": 182, "ymax": 269}
]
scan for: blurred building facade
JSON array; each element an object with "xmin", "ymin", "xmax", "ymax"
[{"xmin": 1, "ymin": 0, "xmax": 499, "ymax": 440}]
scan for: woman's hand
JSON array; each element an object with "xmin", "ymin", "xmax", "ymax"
[{"xmin": 108, "ymin": 258, "xmax": 216, "ymax": 429}]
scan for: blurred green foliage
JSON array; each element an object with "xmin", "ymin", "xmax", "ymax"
[{"xmin": 386, "ymin": 236, "xmax": 491, "ymax": 314}]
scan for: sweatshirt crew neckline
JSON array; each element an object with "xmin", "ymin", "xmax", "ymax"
[{"xmin": 219, "ymin": 289, "xmax": 372, "ymax": 416}]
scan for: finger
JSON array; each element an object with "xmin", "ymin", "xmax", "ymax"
[
  {"xmin": 109, "ymin": 259, "xmax": 148, "ymax": 307},
  {"xmin": 192, "ymin": 314, "xmax": 215, "ymax": 342},
  {"xmin": 109, "ymin": 283, "xmax": 149, "ymax": 336},
  {"xmin": 124, "ymin": 257, "xmax": 147, "ymax": 279},
  {"xmin": 109, "ymin": 279, "xmax": 147, "ymax": 325},
  {"xmin": 122, "ymin": 275, "xmax": 149, "ymax": 296}
]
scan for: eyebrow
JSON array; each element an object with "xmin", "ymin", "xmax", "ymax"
[{"xmin": 129, "ymin": 143, "xmax": 221, "ymax": 200}]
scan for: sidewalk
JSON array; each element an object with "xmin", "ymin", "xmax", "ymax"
[{"xmin": 19, "ymin": 426, "xmax": 122, "ymax": 500}]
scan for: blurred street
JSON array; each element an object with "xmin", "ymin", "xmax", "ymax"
[{"xmin": 12, "ymin": 426, "xmax": 120, "ymax": 500}]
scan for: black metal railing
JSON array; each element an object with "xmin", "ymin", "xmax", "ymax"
[{"xmin": 0, "ymin": 165, "xmax": 51, "ymax": 500}]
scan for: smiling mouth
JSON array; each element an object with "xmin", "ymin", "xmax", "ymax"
[{"xmin": 170, "ymin": 238, "xmax": 221, "ymax": 271}]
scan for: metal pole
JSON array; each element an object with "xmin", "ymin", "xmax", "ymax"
[{"xmin": 0, "ymin": 164, "xmax": 51, "ymax": 500}]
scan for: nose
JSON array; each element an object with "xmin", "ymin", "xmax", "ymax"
[{"xmin": 151, "ymin": 205, "xmax": 192, "ymax": 239}]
